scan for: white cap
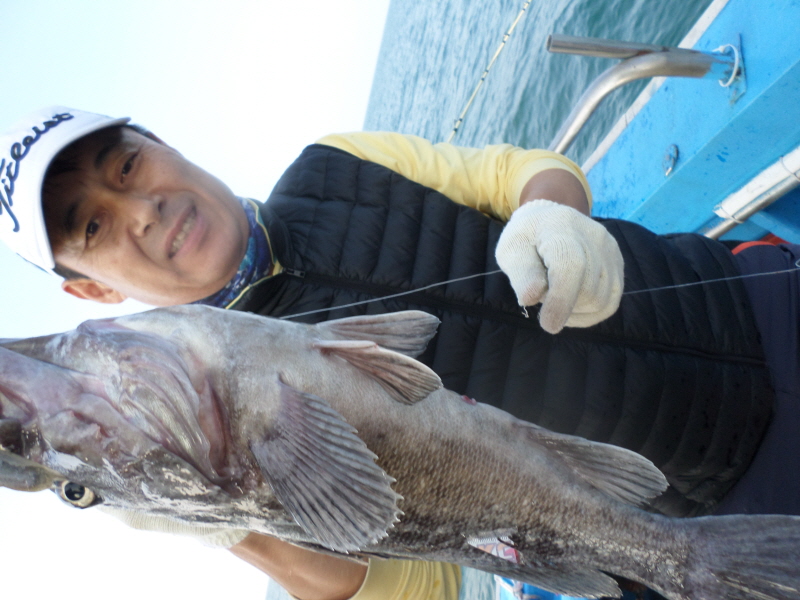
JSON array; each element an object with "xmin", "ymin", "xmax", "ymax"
[{"xmin": 0, "ymin": 106, "xmax": 130, "ymax": 273}]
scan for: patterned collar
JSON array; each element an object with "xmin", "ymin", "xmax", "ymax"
[{"xmin": 193, "ymin": 198, "xmax": 276, "ymax": 308}]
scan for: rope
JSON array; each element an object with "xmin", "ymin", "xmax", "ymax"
[
  {"xmin": 445, "ymin": 1, "xmax": 532, "ymax": 143},
  {"xmin": 714, "ymin": 43, "xmax": 740, "ymax": 88},
  {"xmin": 780, "ymin": 155, "xmax": 800, "ymax": 183}
]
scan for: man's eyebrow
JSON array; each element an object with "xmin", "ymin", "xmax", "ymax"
[
  {"xmin": 93, "ymin": 135, "xmax": 123, "ymax": 170},
  {"xmin": 62, "ymin": 200, "xmax": 81, "ymax": 236}
]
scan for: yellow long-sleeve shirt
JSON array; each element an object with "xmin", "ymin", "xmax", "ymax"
[
  {"xmin": 316, "ymin": 131, "xmax": 591, "ymax": 221},
  {"xmin": 350, "ymin": 559, "xmax": 462, "ymax": 600}
]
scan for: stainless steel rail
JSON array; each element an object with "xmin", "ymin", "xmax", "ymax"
[
  {"xmin": 547, "ymin": 35, "xmax": 738, "ymax": 154},
  {"xmin": 704, "ymin": 148, "xmax": 800, "ymax": 239},
  {"xmin": 705, "ymin": 177, "xmax": 800, "ymax": 239}
]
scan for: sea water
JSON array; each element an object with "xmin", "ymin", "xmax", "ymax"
[{"xmin": 365, "ymin": 0, "xmax": 714, "ymax": 166}]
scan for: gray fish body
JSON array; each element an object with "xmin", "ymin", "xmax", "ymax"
[{"xmin": 1, "ymin": 305, "xmax": 799, "ymax": 600}]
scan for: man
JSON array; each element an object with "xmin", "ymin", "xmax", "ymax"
[{"xmin": 1, "ymin": 106, "xmax": 794, "ymax": 600}]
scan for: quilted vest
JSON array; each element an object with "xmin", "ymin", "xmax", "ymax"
[{"xmin": 232, "ymin": 144, "xmax": 774, "ymax": 517}]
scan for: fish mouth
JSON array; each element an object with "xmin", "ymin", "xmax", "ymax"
[
  {"xmin": 0, "ymin": 418, "xmax": 22, "ymax": 453},
  {"xmin": 0, "ymin": 445, "xmax": 62, "ymax": 492},
  {"xmin": 168, "ymin": 206, "xmax": 197, "ymax": 258},
  {"xmin": 2, "ymin": 323, "xmax": 237, "ymax": 493}
]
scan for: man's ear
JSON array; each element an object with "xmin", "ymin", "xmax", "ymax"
[{"xmin": 61, "ymin": 279, "xmax": 128, "ymax": 304}]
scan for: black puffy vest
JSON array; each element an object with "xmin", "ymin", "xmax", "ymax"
[{"xmin": 232, "ymin": 144, "xmax": 774, "ymax": 517}]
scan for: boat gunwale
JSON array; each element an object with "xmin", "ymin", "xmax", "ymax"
[{"xmin": 580, "ymin": 0, "xmax": 732, "ymax": 173}]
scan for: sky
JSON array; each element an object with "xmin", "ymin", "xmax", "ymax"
[{"xmin": 0, "ymin": 1, "xmax": 391, "ymax": 598}]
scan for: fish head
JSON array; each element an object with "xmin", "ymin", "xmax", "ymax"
[
  {"xmin": 1, "ymin": 305, "xmax": 437, "ymax": 544},
  {"xmin": 0, "ymin": 313, "xmax": 249, "ymax": 517}
]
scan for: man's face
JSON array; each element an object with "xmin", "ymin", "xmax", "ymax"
[{"xmin": 44, "ymin": 127, "xmax": 249, "ymax": 306}]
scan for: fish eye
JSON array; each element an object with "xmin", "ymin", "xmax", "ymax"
[{"xmin": 56, "ymin": 481, "xmax": 100, "ymax": 509}]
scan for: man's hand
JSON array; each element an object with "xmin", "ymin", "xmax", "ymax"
[{"xmin": 495, "ymin": 199, "xmax": 624, "ymax": 334}]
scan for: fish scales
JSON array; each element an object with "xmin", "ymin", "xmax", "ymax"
[{"xmin": 1, "ymin": 305, "xmax": 799, "ymax": 600}]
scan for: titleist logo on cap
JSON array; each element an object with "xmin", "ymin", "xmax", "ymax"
[{"xmin": 0, "ymin": 112, "xmax": 74, "ymax": 233}]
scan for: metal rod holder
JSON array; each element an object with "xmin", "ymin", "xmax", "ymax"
[{"xmin": 547, "ymin": 34, "xmax": 740, "ymax": 154}]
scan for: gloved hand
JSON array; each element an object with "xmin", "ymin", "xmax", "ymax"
[
  {"xmin": 100, "ymin": 506, "xmax": 250, "ymax": 548},
  {"xmin": 495, "ymin": 199, "xmax": 624, "ymax": 334}
]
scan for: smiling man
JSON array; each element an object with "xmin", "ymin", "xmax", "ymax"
[
  {"xmin": 1, "ymin": 106, "xmax": 797, "ymax": 600},
  {"xmin": 40, "ymin": 123, "xmax": 250, "ymax": 305}
]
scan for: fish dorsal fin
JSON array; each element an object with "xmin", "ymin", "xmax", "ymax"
[
  {"xmin": 314, "ymin": 340, "xmax": 442, "ymax": 405},
  {"xmin": 250, "ymin": 378, "xmax": 402, "ymax": 552},
  {"xmin": 524, "ymin": 424, "xmax": 667, "ymax": 506},
  {"xmin": 316, "ymin": 311, "xmax": 440, "ymax": 358}
]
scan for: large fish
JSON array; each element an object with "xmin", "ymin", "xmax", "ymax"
[{"xmin": 1, "ymin": 305, "xmax": 799, "ymax": 600}]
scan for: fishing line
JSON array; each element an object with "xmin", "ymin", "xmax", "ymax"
[
  {"xmin": 621, "ymin": 259, "xmax": 800, "ymax": 295},
  {"xmin": 445, "ymin": 0, "xmax": 532, "ymax": 143},
  {"xmin": 280, "ymin": 258, "xmax": 800, "ymax": 320},
  {"xmin": 280, "ymin": 271, "xmax": 504, "ymax": 320}
]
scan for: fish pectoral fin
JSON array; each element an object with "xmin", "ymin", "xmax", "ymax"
[
  {"xmin": 522, "ymin": 423, "xmax": 668, "ymax": 506},
  {"xmin": 290, "ymin": 540, "xmax": 371, "ymax": 565},
  {"xmin": 316, "ymin": 311, "xmax": 440, "ymax": 358},
  {"xmin": 250, "ymin": 378, "xmax": 402, "ymax": 553},
  {"xmin": 313, "ymin": 340, "xmax": 442, "ymax": 405}
]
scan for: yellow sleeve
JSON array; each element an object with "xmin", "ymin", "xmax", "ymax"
[
  {"xmin": 349, "ymin": 559, "xmax": 461, "ymax": 600},
  {"xmin": 316, "ymin": 131, "xmax": 591, "ymax": 221}
]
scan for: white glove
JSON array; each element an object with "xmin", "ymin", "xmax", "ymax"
[
  {"xmin": 495, "ymin": 199, "xmax": 624, "ymax": 334},
  {"xmin": 100, "ymin": 506, "xmax": 250, "ymax": 549}
]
